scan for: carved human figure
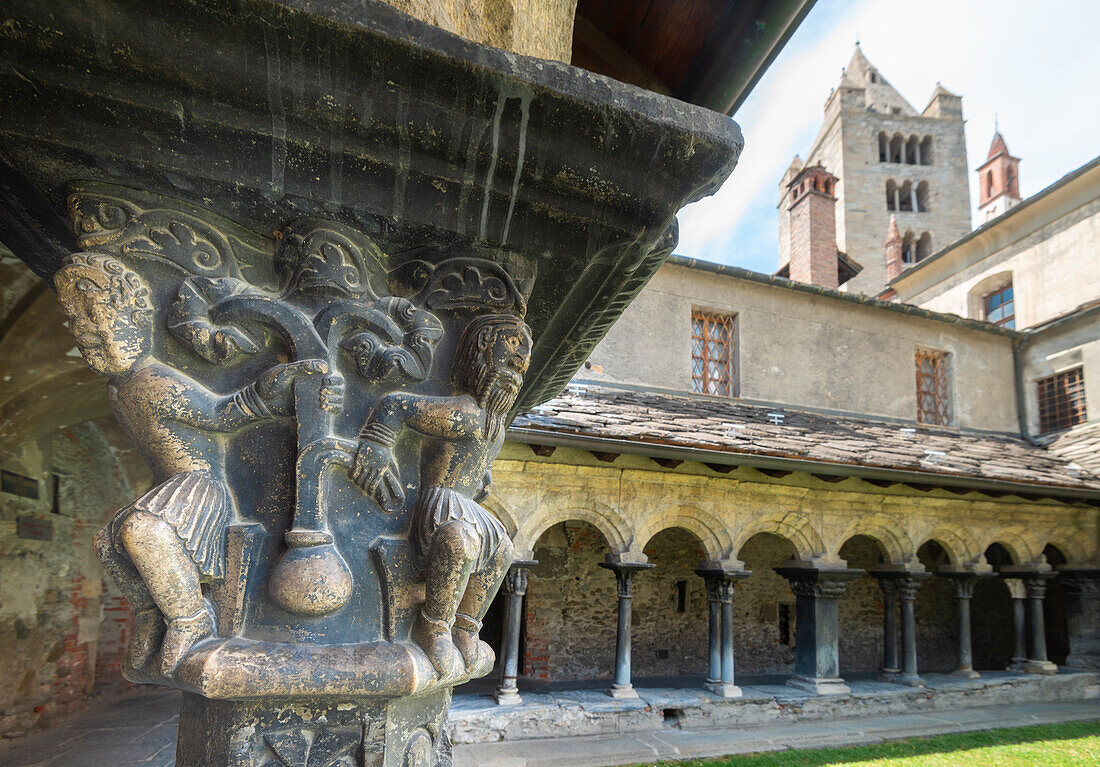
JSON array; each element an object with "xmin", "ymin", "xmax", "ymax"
[
  {"xmin": 55, "ymin": 253, "xmax": 335, "ymax": 677},
  {"xmin": 350, "ymin": 313, "xmax": 532, "ymax": 679}
]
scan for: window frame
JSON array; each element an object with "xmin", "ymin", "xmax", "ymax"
[
  {"xmin": 915, "ymin": 348, "xmax": 952, "ymax": 426},
  {"xmin": 691, "ymin": 309, "xmax": 737, "ymax": 397},
  {"xmin": 1036, "ymin": 366, "xmax": 1087, "ymax": 433},
  {"xmin": 983, "ymin": 283, "xmax": 1015, "ymax": 329}
]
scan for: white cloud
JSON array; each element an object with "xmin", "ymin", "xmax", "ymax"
[{"xmin": 676, "ymin": 0, "xmax": 1100, "ymax": 273}]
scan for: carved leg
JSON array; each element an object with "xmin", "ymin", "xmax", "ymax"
[
  {"xmin": 117, "ymin": 510, "xmax": 214, "ymax": 675},
  {"xmin": 416, "ymin": 520, "xmax": 477, "ymax": 681},
  {"xmin": 95, "ymin": 525, "xmax": 164, "ymax": 672},
  {"xmin": 453, "ymin": 537, "xmax": 513, "ymax": 677}
]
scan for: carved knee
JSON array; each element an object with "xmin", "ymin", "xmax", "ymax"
[
  {"xmin": 117, "ymin": 510, "xmax": 170, "ymax": 552},
  {"xmin": 434, "ymin": 520, "xmax": 479, "ymax": 563}
]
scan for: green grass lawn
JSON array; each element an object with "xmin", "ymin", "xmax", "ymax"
[{"xmin": 637, "ymin": 720, "xmax": 1100, "ymax": 766}]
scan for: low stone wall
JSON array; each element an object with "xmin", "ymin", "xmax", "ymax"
[{"xmin": 447, "ymin": 671, "xmax": 1099, "ymax": 744}]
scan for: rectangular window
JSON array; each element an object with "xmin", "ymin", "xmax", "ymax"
[
  {"xmin": 915, "ymin": 349, "xmax": 951, "ymax": 426},
  {"xmin": 984, "ymin": 284, "xmax": 1015, "ymax": 329},
  {"xmin": 691, "ymin": 310, "xmax": 736, "ymax": 396},
  {"xmin": 1037, "ymin": 367, "xmax": 1087, "ymax": 433}
]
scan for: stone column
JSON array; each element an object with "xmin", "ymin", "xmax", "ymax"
[
  {"xmin": 696, "ymin": 567, "xmax": 751, "ymax": 698},
  {"xmin": 1057, "ymin": 567, "xmax": 1100, "ymax": 670},
  {"xmin": 1004, "ymin": 578, "xmax": 1029, "ymax": 671},
  {"xmin": 600, "ymin": 560, "xmax": 655, "ymax": 699},
  {"xmin": 895, "ymin": 574, "xmax": 929, "ymax": 687},
  {"xmin": 870, "ymin": 574, "xmax": 900, "ymax": 681},
  {"xmin": 494, "ymin": 559, "xmax": 536, "ymax": 706},
  {"xmin": 775, "ymin": 566, "xmax": 862, "ymax": 695},
  {"xmin": 940, "ymin": 572, "xmax": 983, "ymax": 679},
  {"xmin": 1022, "ymin": 574, "xmax": 1058, "ymax": 674}
]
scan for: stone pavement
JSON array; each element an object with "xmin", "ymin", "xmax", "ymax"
[
  {"xmin": 454, "ymin": 699, "xmax": 1100, "ymax": 766},
  {"xmin": 0, "ymin": 673, "xmax": 1097, "ymax": 767}
]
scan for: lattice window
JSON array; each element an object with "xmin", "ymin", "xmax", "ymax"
[
  {"xmin": 1037, "ymin": 367, "xmax": 1087, "ymax": 433},
  {"xmin": 691, "ymin": 310, "xmax": 736, "ymax": 396},
  {"xmin": 915, "ymin": 349, "xmax": 950, "ymax": 426},
  {"xmin": 984, "ymin": 283, "xmax": 1015, "ymax": 329}
]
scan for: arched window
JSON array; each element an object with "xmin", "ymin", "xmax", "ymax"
[
  {"xmin": 901, "ymin": 230, "xmax": 916, "ymax": 263},
  {"xmin": 986, "ymin": 170, "xmax": 994, "ymax": 197},
  {"xmin": 916, "ymin": 232, "xmax": 932, "ymax": 261},
  {"xmin": 916, "ymin": 181, "xmax": 930, "ymax": 212},
  {"xmin": 885, "ymin": 179, "xmax": 897, "ymax": 211},
  {"xmin": 920, "ymin": 135, "xmax": 933, "ymax": 165},
  {"xmin": 890, "ymin": 133, "xmax": 904, "ymax": 163},
  {"xmin": 878, "ymin": 131, "xmax": 888, "ymax": 162},
  {"xmin": 898, "ymin": 180, "xmax": 914, "ymax": 212},
  {"xmin": 905, "ymin": 135, "xmax": 919, "ymax": 164}
]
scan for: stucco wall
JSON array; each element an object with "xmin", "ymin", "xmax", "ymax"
[
  {"xmin": 894, "ymin": 170, "xmax": 1100, "ymax": 329},
  {"xmin": 1021, "ymin": 312, "xmax": 1100, "ymax": 436},
  {"xmin": 586, "ymin": 263, "xmax": 1019, "ymax": 431}
]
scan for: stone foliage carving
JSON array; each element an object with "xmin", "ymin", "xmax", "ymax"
[{"xmin": 55, "ymin": 183, "xmax": 534, "ymax": 759}]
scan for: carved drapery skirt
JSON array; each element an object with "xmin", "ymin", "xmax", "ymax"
[
  {"xmin": 414, "ymin": 486, "xmax": 506, "ymax": 573},
  {"xmin": 108, "ymin": 472, "xmax": 230, "ymax": 580}
]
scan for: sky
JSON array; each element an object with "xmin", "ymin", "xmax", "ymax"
[{"xmin": 675, "ymin": 0, "xmax": 1100, "ymax": 273}]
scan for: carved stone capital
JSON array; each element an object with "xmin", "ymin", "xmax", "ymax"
[
  {"xmin": 1003, "ymin": 577, "xmax": 1027, "ymax": 600},
  {"xmin": 776, "ymin": 566, "xmax": 862, "ymax": 600},
  {"xmin": 600, "ymin": 561, "xmax": 655, "ymax": 598},
  {"xmin": 500, "ymin": 560, "xmax": 537, "ymax": 597}
]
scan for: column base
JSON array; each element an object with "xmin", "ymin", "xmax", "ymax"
[
  {"xmin": 878, "ymin": 668, "xmax": 899, "ymax": 682},
  {"xmin": 607, "ymin": 683, "xmax": 639, "ymax": 699},
  {"xmin": 1022, "ymin": 659, "xmax": 1059, "ymax": 675},
  {"xmin": 176, "ymin": 690, "xmax": 452, "ymax": 767},
  {"xmin": 787, "ymin": 675, "xmax": 850, "ymax": 696},
  {"xmin": 893, "ymin": 673, "xmax": 927, "ymax": 688},
  {"xmin": 950, "ymin": 668, "xmax": 981, "ymax": 679},
  {"xmin": 493, "ymin": 688, "xmax": 523, "ymax": 706},
  {"xmin": 704, "ymin": 682, "xmax": 743, "ymax": 698},
  {"xmin": 1007, "ymin": 659, "xmax": 1027, "ymax": 672}
]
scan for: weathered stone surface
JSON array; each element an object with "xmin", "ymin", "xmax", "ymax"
[{"xmin": 376, "ymin": 0, "xmax": 578, "ymax": 62}]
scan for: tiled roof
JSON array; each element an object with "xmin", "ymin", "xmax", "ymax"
[
  {"xmin": 1041, "ymin": 422, "xmax": 1100, "ymax": 474},
  {"xmin": 513, "ymin": 385, "xmax": 1100, "ymax": 493}
]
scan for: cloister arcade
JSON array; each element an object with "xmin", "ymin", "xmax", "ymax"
[{"xmin": 480, "ymin": 449, "xmax": 1098, "ymax": 703}]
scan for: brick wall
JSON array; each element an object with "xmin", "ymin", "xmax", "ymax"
[{"xmin": 0, "ymin": 422, "xmax": 134, "ymax": 738}]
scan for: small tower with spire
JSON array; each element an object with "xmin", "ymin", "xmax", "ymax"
[{"xmin": 977, "ymin": 127, "xmax": 1021, "ymax": 221}]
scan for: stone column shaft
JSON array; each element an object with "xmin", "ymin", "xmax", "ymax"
[
  {"xmin": 894, "ymin": 575, "xmax": 929, "ymax": 687},
  {"xmin": 697, "ymin": 568, "xmax": 750, "ymax": 698},
  {"xmin": 601, "ymin": 561, "xmax": 654, "ymax": 699},
  {"xmin": 1022, "ymin": 574, "xmax": 1058, "ymax": 675},
  {"xmin": 1005, "ymin": 577, "xmax": 1028, "ymax": 672},
  {"xmin": 776, "ymin": 566, "xmax": 861, "ymax": 696},
  {"xmin": 873, "ymin": 576, "xmax": 900, "ymax": 681},
  {"xmin": 943, "ymin": 573, "xmax": 981, "ymax": 679},
  {"xmin": 495, "ymin": 560, "xmax": 536, "ymax": 706}
]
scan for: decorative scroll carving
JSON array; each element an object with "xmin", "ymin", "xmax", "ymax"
[
  {"xmin": 786, "ymin": 574, "xmax": 852, "ymax": 600},
  {"xmin": 56, "ymin": 185, "xmax": 535, "ymax": 707},
  {"xmin": 896, "ymin": 577, "xmax": 925, "ymax": 601}
]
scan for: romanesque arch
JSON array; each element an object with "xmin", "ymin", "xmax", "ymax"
[
  {"xmin": 919, "ymin": 523, "xmax": 983, "ymax": 566},
  {"xmin": 634, "ymin": 505, "xmax": 732, "ymax": 561},
  {"xmin": 1042, "ymin": 529, "xmax": 1092, "ymax": 565},
  {"xmin": 514, "ymin": 502, "xmax": 633, "ymax": 555},
  {"xmin": 982, "ymin": 526, "xmax": 1043, "ymax": 566},
  {"xmin": 730, "ymin": 512, "xmax": 823, "ymax": 562},
  {"xmin": 833, "ymin": 516, "xmax": 914, "ymax": 564}
]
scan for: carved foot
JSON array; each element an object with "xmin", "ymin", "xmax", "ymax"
[
  {"xmin": 126, "ymin": 607, "xmax": 166, "ymax": 672},
  {"xmin": 453, "ymin": 612, "xmax": 494, "ymax": 677},
  {"xmin": 160, "ymin": 603, "xmax": 216, "ymax": 678},
  {"xmin": 413, "ymin": 608, "xmax": 464, "ymax": 682}
]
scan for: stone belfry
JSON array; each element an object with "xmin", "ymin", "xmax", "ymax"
[{"xmin": 778, "ymin": 44, "xmax": 972, "ymax": 295}]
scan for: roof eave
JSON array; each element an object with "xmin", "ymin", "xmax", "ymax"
[{"xmin": 507, "ymin": 426, "xmax": 1100, "ymax": 502}]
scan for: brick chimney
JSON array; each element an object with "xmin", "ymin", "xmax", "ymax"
[
  {"xmin": 885, "ymin": 215, "xmax": 903, "ymax": 282},
  {"xmin": 786, "ymin": 165, "xmax": 839, "ymax": 288}
]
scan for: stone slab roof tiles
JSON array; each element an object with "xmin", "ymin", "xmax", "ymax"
[{"xmin": 513, "ymin": 384, "xmax": 1100, "ymax": 493}]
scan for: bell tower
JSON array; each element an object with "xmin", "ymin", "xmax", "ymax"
[{"xmin": 977, "ymin": 128, "xmax": 1022, "ymax": 222}]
